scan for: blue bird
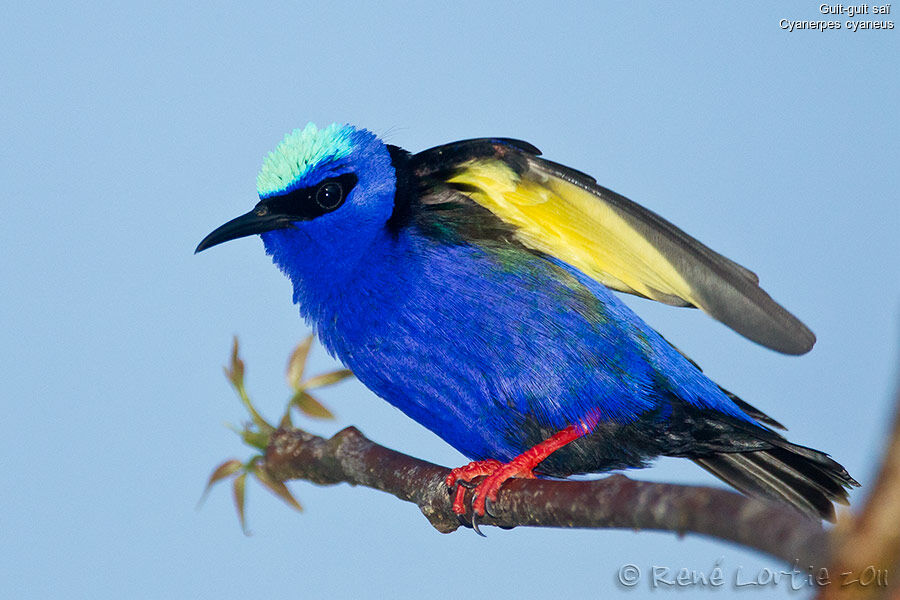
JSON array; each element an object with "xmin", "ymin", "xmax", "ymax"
[{"xmin": 197, "ymin": 123, "xmax": 856, "ymax": 523}]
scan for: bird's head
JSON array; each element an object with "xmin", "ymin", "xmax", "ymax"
[{"xmin": 196, "ymin": 123, "xmax": 396, "ymax": 287}]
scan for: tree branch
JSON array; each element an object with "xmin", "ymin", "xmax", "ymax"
[
  {"xmin": 263, "ymin": 424, "xmax": 828, "ymax": 566},
  {"xmin": 209, "ymin": 335, "xmax": 900, "ymax": 597},
  {"xmin": 819, "ymin": 354, "xmax": 900, "ymax": 600}
]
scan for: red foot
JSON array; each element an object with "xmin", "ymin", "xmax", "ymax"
[
  {"xmin": 446, "ymin": 425, "xmax": 590, "ymax": 517},
  {"xmin": 445, "ymin": 459, "xmax": 503, "ymax": 514}
]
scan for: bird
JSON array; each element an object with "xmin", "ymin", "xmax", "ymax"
[{"xmin": 196, "ymin": 122, "xmax": 857, "ymax": 527}]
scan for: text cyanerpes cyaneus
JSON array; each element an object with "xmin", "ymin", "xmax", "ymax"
[{"xmin": 197, "ymin": 123, "xmax": 857, "ymax": 524}]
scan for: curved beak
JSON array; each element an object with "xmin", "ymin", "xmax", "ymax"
[{"xmin": 195, "ymin": 206, "xmax": 295, "ymax": 253}]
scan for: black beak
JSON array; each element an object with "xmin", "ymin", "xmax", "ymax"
[{"xmin": 195, "ymin": 206, "xmax": 295, "ymax": 253}]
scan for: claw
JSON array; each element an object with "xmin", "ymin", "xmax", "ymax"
[
  {"xmin": 455, "ymin": 510, "xmax": 469, "ymax": 528},
  {"xmin": 484, "ymin": 495, "xmax": 498, "ymax": 519},
  {"xmin": 471, "ymin": 503, "xmax": 486, "ymax": 537},
  {"xmin": 450, "ymin": 481, "xmax": 467, "ymax": 516},
  {"xmin": 444, "ymin": 477, "xmax": 476, "ymax": 497}
]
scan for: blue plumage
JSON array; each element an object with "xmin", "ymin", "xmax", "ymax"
[
  {"xmin": 198, "ymin": 123, "xmax": 856, "ymax": 520},
  {"xmin": 267, "ymin": 221, "xmax": 754, "ymax": 461}
]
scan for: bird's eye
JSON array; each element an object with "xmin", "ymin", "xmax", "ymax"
[{"xmin": 316, "ymin": 182, "xmax": 344, "ymax": 211}]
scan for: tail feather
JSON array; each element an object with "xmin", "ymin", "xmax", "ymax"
[
  {"xmin": 693, "ymin": 442, "xmax": 858, "ymax": 522},
  {"xmin": 721, "ymin": 390, "xmax": 786, "ymax": 430},
  {"xmin": 764, "ymin": 445, "xmax": 855, "ymax": 503}
]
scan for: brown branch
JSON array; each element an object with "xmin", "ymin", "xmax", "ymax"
[
  {"xmin": 819, "ymin": 353, "xmax": 900, "ymax": 600},
  {"xmin": 263, "ymin": 425, "xmax": 828, "ymax": 566},
  {"xmin": 215, "ymin": 336, "xmax": 900, "ymax": 595}
]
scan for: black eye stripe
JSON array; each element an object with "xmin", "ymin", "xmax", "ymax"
[{"xmin": 260, "ymin": 173, "xmax": 358, "ymax": 221}]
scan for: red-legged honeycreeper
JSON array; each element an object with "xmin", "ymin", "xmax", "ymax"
[{"xmin": 197, "ymin": 123, "xmax": 856, "ymax": 522}]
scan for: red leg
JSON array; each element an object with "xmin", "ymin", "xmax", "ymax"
[{"xmin": 446, "ymin": 423, "xmax": 592, "ymax": 517}]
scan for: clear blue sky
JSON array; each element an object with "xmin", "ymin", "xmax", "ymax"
[{"xmin": 2, "ymin": 2, "xmax": 897, "ymax": 598}]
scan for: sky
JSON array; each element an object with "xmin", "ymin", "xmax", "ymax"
[{"xmin": 2, "ymin": 2, "xmax": 898, "ymax": 598}]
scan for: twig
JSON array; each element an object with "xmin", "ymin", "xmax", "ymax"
[{"xmin": 263, "ymin": 425, "xmax": 828, "ymax": 566}]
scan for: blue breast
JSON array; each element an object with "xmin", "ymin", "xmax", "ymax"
[{"xmin": 265, "ymin": 222, "xmax": 756, "ymax": 462}]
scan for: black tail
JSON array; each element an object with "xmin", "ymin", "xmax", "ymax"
[{"xmin": 693, "ymin": 441, "xmax": 858, "ymax": 521}]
